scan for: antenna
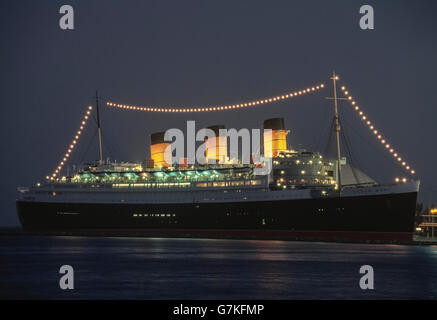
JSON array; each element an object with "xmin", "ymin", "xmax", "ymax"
[{"xmin": 94, "ymin": 90, "xmax": 103, "ymax": 163}]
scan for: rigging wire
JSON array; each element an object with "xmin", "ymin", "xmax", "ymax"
[
  {"xmin": 339, "ymin": 118, "xmax": 360, "ymax": 184},
  {"xmin": 323, "ymin": 118, "xmax": 336, "ymax": 157},
  {"xmin": 76, "ymin": 130, "xmax": 98, "ymax": 165},
  {"xmin": 100, "ymin": 131, "xmax": 118, "ymax": 161},
  {"xmin": 315, "ymin": 102, "xmax": 332, "ymax": 152}
]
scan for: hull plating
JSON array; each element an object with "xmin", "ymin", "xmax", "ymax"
[{"xmin": 16, "ymin": 191, "xmax": 418, "ymax": 241}]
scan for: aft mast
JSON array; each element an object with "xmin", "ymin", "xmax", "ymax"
[
  {"xmin": 330, "ymin": 71, "xmax": 342, "ymax": 189},
  {"xmin": 94, "ymin": 90, "xmax": 104, "ymax": 164}
]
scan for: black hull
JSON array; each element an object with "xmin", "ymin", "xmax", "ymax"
[{"xmin": 16, "ymin": 191, "xmax": 418, "ymax": 242}]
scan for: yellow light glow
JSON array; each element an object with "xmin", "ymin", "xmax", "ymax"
[
  {"xmin": 346, "ymin": 85, "xmax": 415, "ymax": 176},
  {"xmin": 50, "ymin": 105, "xmax": 91, "ymax": 179},
  {"xmin": 104, "ymin": 84, "xmax": 324, "ymax": 113}
]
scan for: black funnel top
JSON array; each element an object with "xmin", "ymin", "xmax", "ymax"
[
  {"xmin": 150, "ymin": 132, "xmax": 167, "ymax": 145},
  {"xmin": 207, "ymin": 125, "xmax": 226, "ymax": 136},
  {"xmin": 263, "ymin": 118, "xmax": 285, "ymax": 130}
]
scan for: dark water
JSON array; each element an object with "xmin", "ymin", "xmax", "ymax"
[{"xmin": 0, "ymin": 235, "xmax": 436, "ymax": 299}]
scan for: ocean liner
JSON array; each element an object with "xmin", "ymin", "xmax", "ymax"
[{"xmin": 16, "ymin": 73, "xmax": 419, "ymax": 242}]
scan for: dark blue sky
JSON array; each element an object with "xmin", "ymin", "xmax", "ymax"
[{"xmin": 1, "ymin": 0, "xmax": 436, "ymax": 226}]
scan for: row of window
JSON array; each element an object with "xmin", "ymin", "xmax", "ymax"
[
  {"xmin": 131, "ymin": 209, "xmax": 347, "ymax": 218},
  {"xmin": 315, "ymin": 207, "xmax": 345, "ymax": 213},
  {"xmin": 196, "ymin": 180, "xmax": 262, "ymax": 187},
  {"xmin": 112, "ymin": 180, "xmax": 263, "ymax": 189},
  {"xmin": 114, "ymin": 183, "xmax": 190, "ymax": 188},
  {"xmin": 133, "ymin": 213, "xmax": 176, "ymax": 217}
]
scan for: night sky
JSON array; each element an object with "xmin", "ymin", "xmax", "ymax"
[{"xmin": 1, "ymin": 0, "xmax": 436, "ymax": 226}]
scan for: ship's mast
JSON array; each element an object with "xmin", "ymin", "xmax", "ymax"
[
  {"xmin": 331, "ymin": 71, "xmax": 342, "ymax": 189},
  {"xmin": 94, "ymin": 90, "xmax": 103, "ymax": 164}
]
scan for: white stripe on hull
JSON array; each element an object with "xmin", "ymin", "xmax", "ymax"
[{"xmin": 18, "ymin": 181, "xmax": 420, "ymax": 205}]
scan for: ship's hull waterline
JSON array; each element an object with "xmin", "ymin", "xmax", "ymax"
[{"xmin": 16, "ymin": 191, "xmax": 418, "ymax": 242}]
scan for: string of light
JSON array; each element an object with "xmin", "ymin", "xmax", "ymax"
[
  {"xmin": 48, "ymin": 106, "xmax": 93, "ymax": 181},
  {"xmin": 105, "ymin": 83, "xmax": 325, "ymax": 113},
  {"xmin": 340, "ymin": 85, "xmax": 415, "ymax": 179}
]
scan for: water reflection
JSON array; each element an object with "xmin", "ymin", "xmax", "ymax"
[{"xmin": 1, "ymin": 236, "xmax": 437, "ymax": 299}]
